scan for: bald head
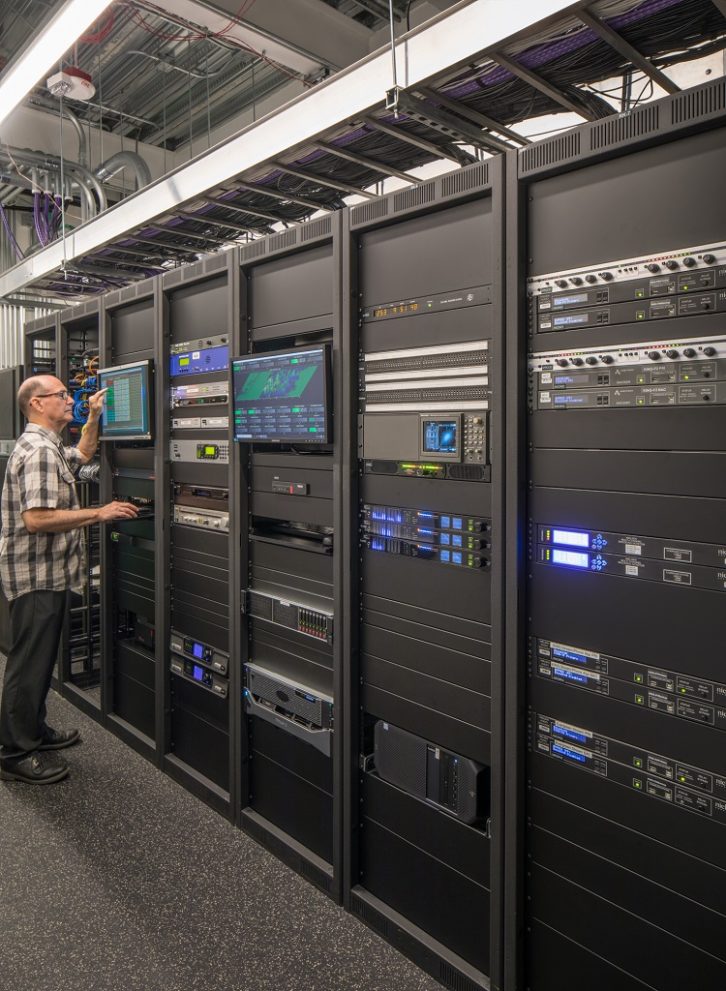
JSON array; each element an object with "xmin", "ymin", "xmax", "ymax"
[{"xmin": 18, "ymin": 375, "xmax": 64, "ymax": 418}]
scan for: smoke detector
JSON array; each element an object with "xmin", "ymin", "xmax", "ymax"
[{"xmin": 46, "ymin": 66, "xmax": 95, "ymax": 101}]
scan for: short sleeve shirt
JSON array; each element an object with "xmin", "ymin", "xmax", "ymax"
[{"xmin": 0, "ymin": 423, "xmax": 85, "ymax": 600}]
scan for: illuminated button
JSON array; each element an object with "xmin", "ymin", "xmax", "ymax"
[
  {"xmin": 601, "ymin": 355, "xmax": 614, "ymax": 364},
  {"xmin": 666, "ymin": 349, "xmax": 679, "ymax": 359},
  {"xmin": 598, "ymin": 271, "xmax": 614, "ymax": 281},
  {"xmin": 585, "ymin": 274, "xmax": 597, "ymax": 284},
  {"xmin": 703, "ymin": 253, "xmax": 716, "ymax": 264},
  {"xmin": 646, "ymin": 263, "xmax": 660, "ymax": 274},
  {"xmin": 633, "ymin": 757, "xmax": 643, "ymax": 769},
  {"xmin": 647, "ymin": 351, "xmax": 661, "ymax": 361},
  {"xmin": 682, "ymin": 348, "xmax": 697, "ymax": 358},
  {"xmin": 634, "ymin": 673, "xmax": 644, "ymax": 684},
  {"xmin": 555, "ymin": 279, "xmax": 568, "ymax": 289},
  {"xmin": 682, "ymin": 256, "xmax": 696, "ymax": 267},
  {"xmin": 556, "ymin": 359, "xmax": 569, "ymax": 367},
  {"xmin": 633, "ymin": 778, "xmax": 643, "ymax": 790},
  {"xmin": 570, "ymin": 277, "xmax": 583, "ymax": 286},
  {"xmin": 571, "ymin": 357, "xmax": 585, "ymax": 367},
  {"xmin": 664, "ymin": 259, "xmax": 679, "ymax": 270},
  {"xmin": 585, "ymin": 356, "xmax": 598, "ymax": 366},
  {"xmin": 703, "ymin": 346, "xmax": 717, "ymax": 357},
  {"xmin": 635, "ymin": 694, "xmax": 645, "ymax": 705}
]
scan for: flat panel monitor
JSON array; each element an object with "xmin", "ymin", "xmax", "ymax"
[
  {"xmin": 97, "ymin": 359, "xmax": 153, "ymax": 441},
  {"xmin": 231, "ymin": 345, "xmax": 331, "ymax": 445}
]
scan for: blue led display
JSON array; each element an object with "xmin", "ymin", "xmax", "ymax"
[
  {"xmin": 552, "ymin": 743, "xmax": 587, "ymax": 763},
  {"xmin": 192, "ymin": 642, "xmax": 204, "ymax": 660},
  {"xmin": 452, "ymin": 517, "xmax": 463, "ymax": 530},
  {"xmin": 440, "ymin": 550, "xmax": 451, "ymax": 563},
  {"xmin": 452, "ymin": 551, "xmax": 463, "ymax": 565},
  {"xmin": 553, "ymin": 666, "xmax": 589, "ymax": 684},
  {"xmin": 452, "ymin": 534, "xmax": 463, "ymax": 548},
  {"xmin": 440, "ymin": 533, "xmax": 451, "ymax": 546},
  {"xmin": 551, "ymin": 549, "xmax": 590, "ymax": 568},
  {"xmin": 440, "ymin": 516, "xmax": 451, "ymax": 528},
  {"xmin": 552, "ymin": 646, "xmax": 589, "ymax": 665},
  {"xmin": 553, "ymin": 724, "xmax": 588, "ymax": 744},
  {"xmin": 554, "ymin": 394, "xmax": 589, "ymax": 405},
  {"xmin": 192, "ymin": 664, "xmax": 205, "ymax": 682},
  {"xmin": 371, "ymin": 538, "xmax": 385, "ymax": 551},
  {"xmin": 552, "ymin": 528, "xmax": 589, "ymax": 547}
]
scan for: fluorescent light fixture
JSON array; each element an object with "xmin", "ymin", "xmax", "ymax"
[{"xmin": 0, "ymin": 0, "xmax": 115, "ymax": 131}]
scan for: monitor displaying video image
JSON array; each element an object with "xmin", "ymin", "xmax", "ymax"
[
  {"xmin": 97, "ymin": 359, "xmax": 153, "ymax": 441},
  {"xmin": 232, "ymin": 345, "xmax": 331, "ymax": 445}
]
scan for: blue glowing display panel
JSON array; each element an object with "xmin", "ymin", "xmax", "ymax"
[
  {"xmin": 552, "ymin": 549, "xmax": 590, "ymax": 568},
  {"xmin": 552, "ymin": 528, "xmax": 589, "ymax": 548}
]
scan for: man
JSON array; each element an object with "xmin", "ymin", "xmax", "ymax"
[{"xmin": 0, "ymin": 375, "xmax": 139, "ymax": 785}]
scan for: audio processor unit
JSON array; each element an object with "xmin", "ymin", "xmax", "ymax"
[
  {"xmin": 527, "ymin": 242, "xmax": 726, "ymax": 334},
  {"xmin": 170, "ymin": 630, "xmax": 229, "ymax": 675},
  {"xmin": 170, "ymin": 381, "xmax": 228, "ymax": 408},
  {"xmin": 169, "ymin": 334, "xmax": 229, "ymax": 377},
  {"xmin": 170, "ymin": 439, "xmax": 229, "ymax": 464},
  {"xmin": 173, "ymin": 505, "xmax": 229, "ymax": 533},
  {"xmin": 170, "ymin": 656, "xmax": 228, "ymax": 696}
]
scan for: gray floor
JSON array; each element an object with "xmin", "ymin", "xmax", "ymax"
[{"xmin": 0, "ymin": 655, "xmax": 441, "ymax": 991}]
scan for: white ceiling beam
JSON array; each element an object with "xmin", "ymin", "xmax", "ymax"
[
  {"xmin": 197, "ymin": 0, "xmax": 374, "ymax": 71},
  {"xmin": 0, "ymin": 0, "xmax": 580, "ymax": 299},
  {"xmin": 159, "ymin": 0, "xmax": 331, "ymax": 76}
]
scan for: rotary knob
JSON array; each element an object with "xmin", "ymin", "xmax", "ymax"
[
  {"xmin": 682, "ymin": 348, "xmax": 697, "ymax": 358},
  {"xmin": 682, "ymin": 256, "xmax": 696, "ymax": 268},
  {"xmin": 555, "ymin": 279, "xmax": 568, "ymax": 288},
  {"xmin": 703, "ymin": 346, "xmax": 717, "ymax": 357},
  {"xmin": 585, "ymin": 356, "xmax": 598, "ymax": 365},
  {"xmin": 585, "ymin": 274, "xmax": 597, "ymax": 284},
  {"xmin": 666, "ymin": 349, "xmax": 679, "ymax": 359},
  {"xmin": 646, "ymin": 263, "xmax": 660, "ymax": 274},
  {"xmin": 664, "ymin": 260, "xmax": 679, "ymax": 270},
  {"xmin": 601, "ymin": 355, "xmax": 614, "ymax": 365},
  {"xmin": 598, "ymin": 271, "xmax": 614, "ymax": 281},
  {"xmin": 647, "ymin": 351, "xmax": 661, "ymax": 360},
  {"xmin": 703, "ymin": 253, "xmax": 716, "ymax": 265},
  {"xmin": 570, "ymin": 277, "xmax": 584, "ymax": 286},
  {"xmin": 571, "ymin": 357, "xmax": 585, "ymax": 366},
  {"xmin": 556, "ymin": 359, "xmax": 569, "ymax": 367}
]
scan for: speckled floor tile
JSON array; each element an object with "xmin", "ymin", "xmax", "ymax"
[{"xmin": 0, "ymin": 657, "xmax": 442, "ymax": 991}]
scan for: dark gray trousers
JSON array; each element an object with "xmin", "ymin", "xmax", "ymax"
[{"xmin": 0, "ymin": 589, "xmax": 68, "ymax": 759}]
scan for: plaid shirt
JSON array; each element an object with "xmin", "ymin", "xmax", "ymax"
[{"xmin": 0, "ymin": 423, "xmax": 85, "ymax": 601}]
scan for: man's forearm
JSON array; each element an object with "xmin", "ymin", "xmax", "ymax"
[
  {"xmin": 76, "ymin": 415, "xmax": 101, "ymax": 462},
  {"xmin": 23, "ymin": 507, "xmax": 100, "ymax": 534}
]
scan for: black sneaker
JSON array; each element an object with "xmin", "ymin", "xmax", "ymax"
[
  {"xmin": 0, "ymin": 751, "xmax": 69, "ymax": 785},
  {"xmin": 39, "ymin": 727, "xmax": 80, "ymax": 751}
]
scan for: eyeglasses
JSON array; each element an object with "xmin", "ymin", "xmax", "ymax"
[{"xmin": 34, "ymin": 390, "xmax": 70, "ymax": 401}]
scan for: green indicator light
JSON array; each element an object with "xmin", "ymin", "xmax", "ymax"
[
  {"xmin": 291, "ymin": 358, "xmax": 298, "ymax": 363},
  {"xmin": 680, "ymin": 687, "xmax": 687, "ymax": 693},
  {"xmin": 309, "ymin": 427, "xmax": 317, "ymax": 432},
  {"xmin": 292, "ymin": 407, "xmax": 300, "ymax": 413},
  {"xmin": 633, "ymin": 757, "xmax": 643, "ymax": 768},
  {"xmin": 634, "ymin": 673, "xmax": 643, "ymax": 684},
  {"xmin": 635, "ymin": 694, "xmax": 645, "ymax": 705},
  {"xmin": 633, "ymin": 779, "xmax": 643, "ymax": 790},
  {"xmin": 427, "ymin": 302, "xmax": 432, "ymax": 308},
  {"xmin": 636, "ymin": 290, "xmax": 644, "ymax": 298},
  {"xmin": 683, "ymin": 375, "xmax": 689, "ymax": 380},
  {"xmin": 679, "ymin": 776, "xmax": 686, "ymax": 782},
  {"xmin": 636, "ymin": 311, "xmax": 645, "ymax": 320}
]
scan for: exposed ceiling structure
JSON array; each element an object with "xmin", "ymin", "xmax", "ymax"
[{"xmin": 0, "ymin": 0, "xmax": 725, "ymax": 305}]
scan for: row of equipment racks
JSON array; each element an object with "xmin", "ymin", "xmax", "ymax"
[{"xmin": 21, "ymin": 74, "xmax": 726, "ymax": 991}]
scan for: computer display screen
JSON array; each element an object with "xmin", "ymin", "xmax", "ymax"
[
  {"xmin": 231, "ymin": 345, "xmax": 331, "ymax": 444},
  {"xmin": 97, "ymin": 359, "xmax": 153, "ymax": 441}
]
